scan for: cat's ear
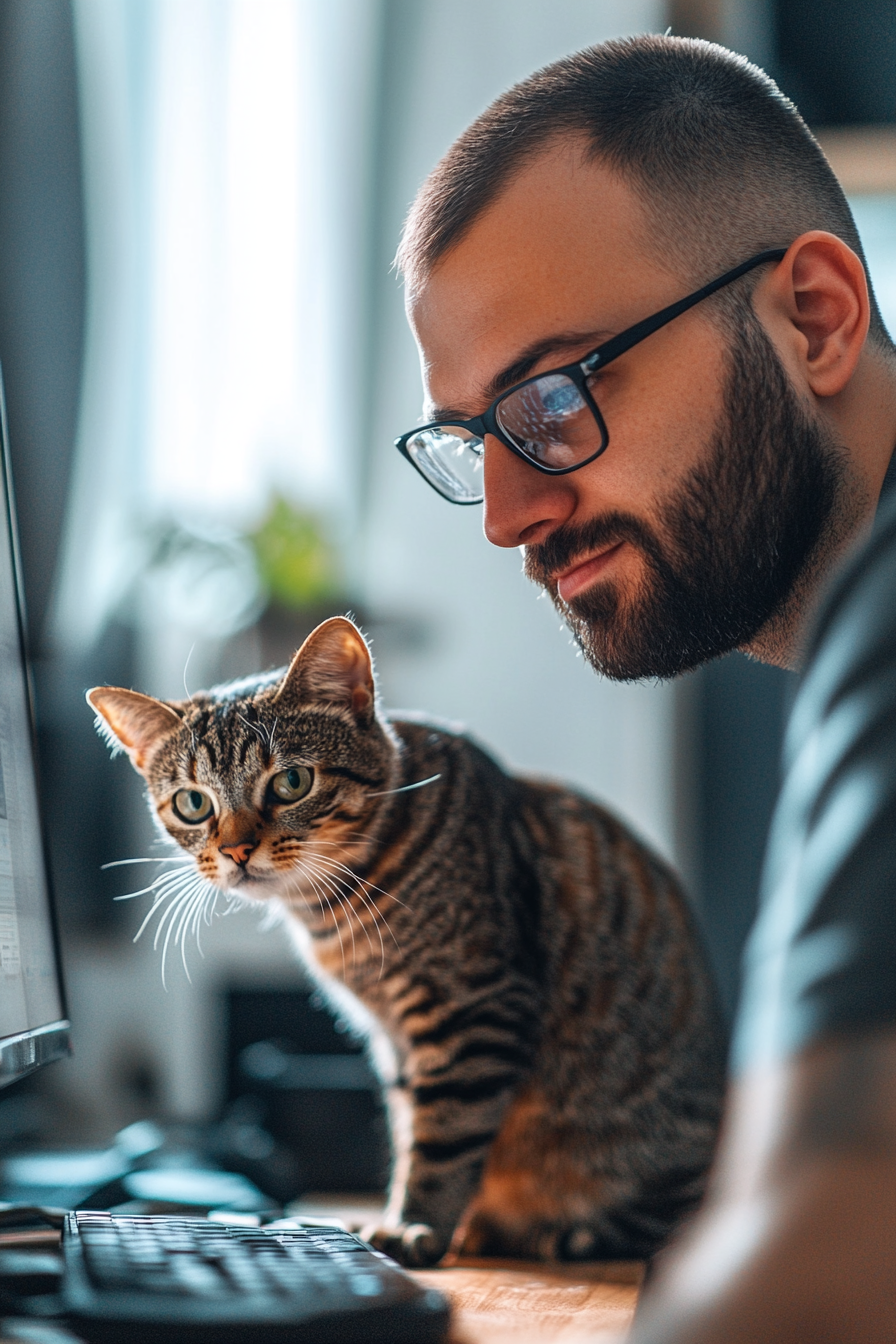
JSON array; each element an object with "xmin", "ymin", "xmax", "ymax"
[
  {"xmin": 275, "ymin": 617, "xmax": 375, "ymax": 725},
  {"xmin": 87, "ymin": 687, "xmax": 183, "ymax": 771}
]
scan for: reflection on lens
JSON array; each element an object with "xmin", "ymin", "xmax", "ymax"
[
  {"xmin": 541, "ymin": 380, "xmax": 582, "ymax": 415},
  {"xmin": 498, "ymin": 373, "xmax": 602, "ymax": 467},
  {"xmin": 407, "ymin": 427, "xmax": 484, "ymax": 503}
]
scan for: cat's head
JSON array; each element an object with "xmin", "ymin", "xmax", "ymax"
[{"xmin": 87, "ymin": 617, "xmax": 399, "ymax": 903}]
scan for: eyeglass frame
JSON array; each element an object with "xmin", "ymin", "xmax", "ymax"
[{"xmin": 395, "ymin": 246, "xmax": 788, "ymax": 504}]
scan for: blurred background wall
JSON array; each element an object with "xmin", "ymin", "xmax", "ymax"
[{"xmin": 0, "ymin": 0, "xmax": 893, "ymax": 1165}]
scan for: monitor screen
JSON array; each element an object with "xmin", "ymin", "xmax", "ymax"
[{"xmin": 0, "ymin": 372, "xmax": 70, "ymax": 1085}]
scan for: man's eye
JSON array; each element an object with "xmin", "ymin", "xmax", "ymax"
[
  {"xmin": 172, "ymin": 788, "xmax": 214, "ymax": 824},
  {"xmin": 269, "ymin": 767, "xmax": 314, "ymax": 803}
]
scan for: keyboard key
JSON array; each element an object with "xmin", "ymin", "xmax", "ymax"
[
  {"xmin": 168, "ymin": 1258, "xmax": 226, "ymax": 1295},
  {"xmin": 350, "ymin": 1274, "xmax": 384, "ymax": 1296}
]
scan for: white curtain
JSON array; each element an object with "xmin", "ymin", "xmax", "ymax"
[{"xmin": 53, "ymin": 0, "xmax": 380, "ymax": 652}]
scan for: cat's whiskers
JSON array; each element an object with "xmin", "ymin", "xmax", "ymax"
[
  {"xmin": 295, "ymin": 853, "xmax": 398, "ymax": 975},
  {"xmin": 293, "ymin": 859, "xmax": 366, "ymax": 968},
  {"xmin": 277, "ymin": 880, "xmax": 319, "ymax": 922},
  {"xmin": 172, "ymin": 881, "xmax": 206, "ymax": 980},
  {"xmin": 115, "ymin": 884, "xmax": 165, "ymax": 903},
  {"xmin": 177, "ymin": 881, "xmax": 217, "ymax": 980},
  {"xmin": 154, "ymin": 877, "xmax": 201, "ymax": 977},
  {"xmin": 299, "ymin": 870, "xmax": 348, "ymax": 978},
  {"xmin": 304, "ymin": 854, "xmax": 391, "ymax": 961},
  {"xmin": 149, "ymin": 889, "xmax": 190, "ymax": 984},
  {"xmin": 186, "ymin": 886, "xmax": 207, "ymax": 952},
  {"xmin": 350, "ymin": 882, "xmax": 395, "ymax": 967},
  {"xmin": 237, "ymin": 711, "xmax": 282, "ymax": 762},
  {"xmin": 366, "ymin": 773, "xmax": 441, "ymax": 798},
  {"xmin": 127, "ymin": 868, "xmax": 202, "ymax": 934},
  {"xmin": 236, "ymin": 710, "xmax": 280, "ymax": 758},
  {"xmin": 115, "ymin": 862, "xmax": 205, "ymax": 909},
  {"xmin": 299, "ymin": 857, "xmax": 373, "ymax": 964},
  {"xmin": 281, "ymin": 862, "xmax": 364, "ymax": 978},
  {"xmin": 303, "ymin": 833, "xmax": 379, "ymax": 851},
  {"xmin": 304, "ymin": 822, "xmax": 381, "ymax": 844},
  {"xmin": 295, "ymin": 860, "xmax": 358, "ymax": 960},
  {"xmin": 296, "ymin": 881, "xmax": 334, "ymax": 937},
  {"xmin": 169, "ymin": 887, "xmax": 205, "ymax": 985},
  {"xmin": 298, "ymin": 848, "xmax": 404, "ymax": 962},
  {"xmin": 310, "ymin": 831, "xmax": 387, "ymax": 854},
  {"xmin": 237, "ymin": 712, "xmax": 265, "ymax": 744},
  {"xmin": 199, "ymin": 884, "xmax": 219, "ymax": 930},
  {"xmin": 163, "ymin": 888, "xmax": 197, "ymax": 983},
  {"xmin": 102, "ymin": 856, "xmax": 194, "ymax": 871},
  {"xmin": 117, "ymin": 862, "xmax": 228, "ymax": 986},
  {"xmin": 333, "ymin": 871, "xmax": 389, "ymax": 974},
  {"xmin": 132, "ymin": 889, "xmax": 175, "ymax": 940},
  {"xmin": 301, "ymin": 847, "xmax": 409, "ymax": 913},
  {"xmin": 300, "ymin": 834, "xmax": 390, "ymax": 882},
  {"xmin": 182, "ymin": 642, "xmax": 196, "ymax": 703}
]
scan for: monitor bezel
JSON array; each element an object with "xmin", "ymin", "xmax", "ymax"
[{"xmin": 0, "ymin": 365, "xmax": 71, "ymax": 1087}]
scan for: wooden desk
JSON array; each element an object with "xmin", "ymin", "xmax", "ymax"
[
  {"xmin": 414, "ymin": 1257, "xmax": 642, "ymax": 1343},
  {"xmin": 291, "ymin": 1198, "xmax": 641, "ymax": 1342}
]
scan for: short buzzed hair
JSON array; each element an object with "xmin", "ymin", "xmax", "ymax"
[{"xmin": 398, "ymin": 35, "xmax": 892, "ymax": 352}]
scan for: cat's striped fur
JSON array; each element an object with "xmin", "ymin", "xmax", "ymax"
[{"xmin": 89, "ymin": 616, "xmax": 726, "ymax": 1267}]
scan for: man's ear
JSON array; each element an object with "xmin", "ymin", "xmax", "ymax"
[
  {"xmin": 87, "ymin": 687, "xmax": 183, "ymax": 772},
  {"xmin": 275, "ymin": 617, "xmax": 375, "ymax": 725},
  {"xmin": 764, "ymin": 231, "xmax": 870, "ymax": 398}
]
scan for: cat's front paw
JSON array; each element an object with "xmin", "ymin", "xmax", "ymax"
[{"xmin": 359, "ymin": 1221, "xmax": 445, "ymax": 1267}]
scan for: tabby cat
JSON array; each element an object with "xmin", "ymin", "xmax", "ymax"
[{"xmin": 88, "ymin": 616, "xmax": 725, "ymax": 1267}]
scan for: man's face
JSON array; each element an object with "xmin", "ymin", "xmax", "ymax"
[{"xmin": 409, "ymin": 142, "xmax": 848, "ymax": 678}]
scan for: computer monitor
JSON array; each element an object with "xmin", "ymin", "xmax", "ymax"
[{"xmin": 0, "ymin": 370, "xmax": 71, "ymax": 1085}]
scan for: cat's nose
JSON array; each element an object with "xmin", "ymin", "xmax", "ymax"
[{"xmin": 219, "ymin": 840, "xmax": 256, "ymax": 866}]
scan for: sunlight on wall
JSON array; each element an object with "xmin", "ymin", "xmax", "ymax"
[{"xmin": 147, "ymin": 0, "xmax": 336, "ymax": 519}]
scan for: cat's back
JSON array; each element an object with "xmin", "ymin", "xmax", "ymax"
[
  {"xmin": 388, "ymin": 715, "xmax": 680, "ymax": 909},
  {"xmin": 513, "ymin": 770, "xmax": 685, "ymax": 927},
  {"xmin": 386, "ymin": 715, "xmax": 712, "ymax": 966},
  {"xmin": 387, "ymin": 717, "xmax": 685, "ymax": 915},
  {"xmin": 386, "ymin": 719, "xmax": 725, "ymax": 1112},
  {"xmin": 514, "ymin": 771, "xmax": 725, "ymax": 1101},
  {"xmin": 386, "ymin": 719, "xmax": 707, "ymax": 974}
]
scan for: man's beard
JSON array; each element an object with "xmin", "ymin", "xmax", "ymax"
[{"xmin": 524, "ymin": 312, "xmax": 852, "ymax": 681}]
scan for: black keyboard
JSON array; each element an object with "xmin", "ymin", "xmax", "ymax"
[{"xmin": 60, "ymin": 1211, "xmax": 450, "ymax": 1343}]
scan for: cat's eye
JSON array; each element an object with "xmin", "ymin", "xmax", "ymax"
[
  {"xmin": 269, "ymin": 766, "xmax": 314, "ymax": 804},
  {"xmin": 172, "ymin": 788, "xmax": 214, "ymax": 824}
]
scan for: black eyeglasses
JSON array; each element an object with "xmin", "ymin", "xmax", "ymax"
[{"xmin": 395, "ymin": 247, "xmax": 787, "ymax": 504}]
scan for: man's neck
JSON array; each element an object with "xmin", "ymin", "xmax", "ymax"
[{"xmin": 742, "ymin": 456, "xmax": 876, "ymax": 672}]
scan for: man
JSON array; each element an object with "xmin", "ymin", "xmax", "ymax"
[{"xmin": 392, "ymin": 34, "xmax": 896, "ymax": 1341}]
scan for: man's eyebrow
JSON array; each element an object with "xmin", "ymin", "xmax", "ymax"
[
  {"xmin": 486, "ymin": 331, "xmax": 613, "ymax": 398},
  {"xmin": 427, "ymin": 329, "xmax": 613, "ymax": 423}
]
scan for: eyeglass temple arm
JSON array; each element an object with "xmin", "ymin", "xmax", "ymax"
[{"xmin": 582, "ymin": 248, "xmax": 788, "ymax": 373}]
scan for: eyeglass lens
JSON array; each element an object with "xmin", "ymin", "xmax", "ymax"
[
  {"xmin": 406, "ymin": 371, "xmax": 604, "ymax": 501},
  {"xmin": 497, "ymin": 373, "xmax": 600, "ymax": 467},
  {"xmin": 404, "ymin": 425, "xmax": 484, "ymax": 503}
]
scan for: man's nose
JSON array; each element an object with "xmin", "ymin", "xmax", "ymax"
[
  {"xmin": 219, "ymin": 840, "xmax": 256, "ymax": 866},
  {"xmin": 482, "ymin": 434, "xmax": 576, "ymax": 548}
]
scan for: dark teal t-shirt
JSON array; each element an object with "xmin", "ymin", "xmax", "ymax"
[{"xmin": 734, "ymin": 494, "xmax": 896, "ymax": 1070}]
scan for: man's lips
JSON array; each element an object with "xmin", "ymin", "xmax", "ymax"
[{"xmin": 554, "ymin": 542, "xmax": 625, "ymax": 603}]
